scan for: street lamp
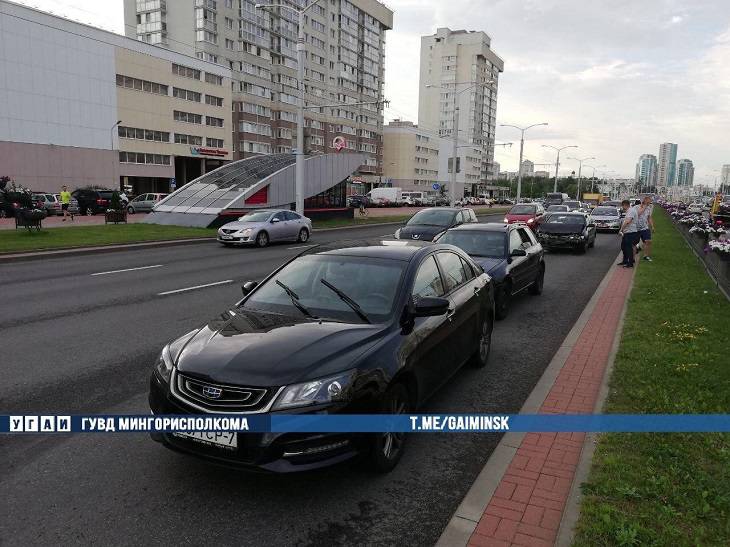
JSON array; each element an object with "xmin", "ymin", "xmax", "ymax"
[
  {"xmin": 500, "ymin": 122, "xmax": 548, "ymax": 201},
  {"xmin": 110, "ymin": 120, "xmax": 122, "ymax": 189},
  {"xmin": 567, "ymin": 155, "xmax": 595, "ymax": 200},
  {"xmin": 426, "ymin": 80, "xmax": 494, "ymax": 206},
  {"xmin": 584, "ymin": 164, "xmax": 606, "ymax": 193},
  {"xmin": 256, "ymin": 0, "xmax": 323, "ymax": 215},
  {"xmin": 542, "ymin": 144, "xmax": 578, "ymax": 193}
]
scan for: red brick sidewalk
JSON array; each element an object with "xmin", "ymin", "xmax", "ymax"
[{"xmin": 468, "ymin": 265, "xmax": 635, "ymax": 547}]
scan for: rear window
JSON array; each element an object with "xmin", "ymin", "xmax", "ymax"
[
  {"xmin": 99, "ymin": 192, "xmax": 115, "ymax": 199},
  {"xmin": 509, "ymin": 205, "xmax": 536, "ymax": 215}
]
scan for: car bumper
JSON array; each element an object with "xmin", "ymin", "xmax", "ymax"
[
  {"xmin": 217, "ymin": 235, "xmax": 254, "ymax": 245},
  {"xmin": 538, "ymin": 236, "xmax": 586, "ymax": 248},
  {"xmin": 593, "ymin": 223, "xmax": 620, "ymax": 231},
  {"xmin": 149, "ymin": 373, "xmax": 365, "ymax": 472}
]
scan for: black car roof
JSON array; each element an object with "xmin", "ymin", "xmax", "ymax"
[{"xmin": 304, "ymin": 239, "xmax": 434, "ymax": 261}]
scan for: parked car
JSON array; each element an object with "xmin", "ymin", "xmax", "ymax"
[
  {"xmin": 0, "ymin": 194, "xmax": 23, "ymax": 218},
  {"xmin": 127, "ymin": 193, "xmax": 168, "ymax": 213},
  {"xmin": 71, "ymin": 189, "xmax": 117, "ymax": 215},
  {"xmin": 217, "ymin": 209, "xmax": 312, "ymax": 247},
  {"xmin": 432, "ymin": 196, "xmax": 449, "ymax": 207},
  {"xmin": 394, "ymin": 207, "xmax": 478, "ymax": 241},
  {"xmin": 347, "ymin": 194, "xmax": 370, "ymax": 208},
  {"xmin": 32, "ymin": 193, "xmax": 62, "ymax": 216},
  {"xmin": 503, "ymin": 203, "xmax": 545, "ymax": 229},
  {"xmin": 535, "ymin": 212, "xmax": 597, "ymax": 253},
  {"xmin": 589, "ymin": 206, "xmax": 622, "ymax": 232},
  {"xmin": 435, "ymin": 223, "xmax": 544, "ymax": 319},
  {"xmin": 148, "ymin": 240, "xmax": 495, "ymax": 472},
  {"xmin": 53, "ymin": 194, "xmax": 80, "ymax": 215}
]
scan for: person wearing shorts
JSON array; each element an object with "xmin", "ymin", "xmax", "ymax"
[
  {"xmin": 618, "ymin": 200, "xmax": 639, "ymax": 268},
  {"xmin": 60, "ymin": 185, "xmax": 72, "ymax": 221},
  {"xmin": 636, "ymin": 196, "xmax": 654, "ymax": 262}
]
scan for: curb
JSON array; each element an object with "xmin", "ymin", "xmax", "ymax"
[
  {"xmin": 0, "ymin": 212, "xmax": 504, "ymax": 263},
  {"xmin": 435, "ymin": 252, "xmax": 629, "ymax": 547}
]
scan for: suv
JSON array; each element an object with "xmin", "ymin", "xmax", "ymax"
[{"xmin": 71, "ymin": 189, "xmax": 117, "ymax": 215}]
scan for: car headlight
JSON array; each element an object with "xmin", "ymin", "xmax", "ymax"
[
  {"xmin": 154, "ymin": 344, "xmax": 174, "ymax": 383},
  {"xmin": 272, "ymin": 370, "xmax": 355, "ymax": 410},
  {"xmin": 503, "ymin": 217, "xmax": 509, "ymax": 223},
  {"xmin": 527, "ymin": 218, "xmax": 534, "ymax": 223},
  {"xmin": 394, "ymin": 228, "xmax": 401, "ymax": 239},
  {"xmin": 241, "ymin": 228, "xmax": 252, "ymax": 236}
]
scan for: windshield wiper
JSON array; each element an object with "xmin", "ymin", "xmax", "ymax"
[
  {"xmin": 320, "ymin": 279, "xmax": 371, "ymax": 324},
  {"xmin": 276, "ymin": 280, "xmax": 316, "ymax": 319}
]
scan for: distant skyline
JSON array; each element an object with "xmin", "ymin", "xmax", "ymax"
[{"xmin": 10, "ymin": 0, "xmax": 730, "ymax": 187}]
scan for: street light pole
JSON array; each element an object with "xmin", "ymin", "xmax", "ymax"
[
  {"xmin": 567, "ymin": 155, "xmax": 595, "ymax": 200},
  {"xmin": 584, "ymin": 164, "xmax": 606, "ymax": 193},
  {"xmin": 499, "ymin": 122, "xmax": 548, "ymax": 201},
  {"xmin": 542, "ymin": 144, "xmax": 578, "ymax": 193}
]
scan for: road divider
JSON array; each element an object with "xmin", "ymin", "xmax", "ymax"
[
  {"xmin": 90, "ymin": 264, "xmax": 164, "ymax": 276},
  {"xmin": 157, "ymin": 279, "xmax": 233, "ymax": 296}
]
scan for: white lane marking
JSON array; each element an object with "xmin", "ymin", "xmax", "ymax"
[
  {"xmin": 91, "ymin": 265, "xmax": 164, "ymax": 276},
  {"xmin": 158, "ymin": 279, "xmax": 233, "ymax": 296},
  {"xmin": 287, "ymin": 244, "xmax": 317, "ymax": 249}
]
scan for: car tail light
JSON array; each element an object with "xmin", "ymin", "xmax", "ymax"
[{"xmin": 12, "ymin": 202, "xmax": 20, "ymax": 207}]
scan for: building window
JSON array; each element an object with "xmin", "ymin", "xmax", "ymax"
[
  {"xmin": 174, "ymin": 133, "xmax": 203, "ymax": 145},
  {"xmin": 240, "ymin": 141, "xmax": 272, "ymax": 154},
  {"xmin": 173, "ymin": 87, "xmax": 201, "ymax": 102},
  {"xmin": 118, "ymin": 126, "xmax": 169, "ymax": 142},
  {"xmin": 173, "ymin": 111, "xmax": 203, "ymax": 124},
  {"xmin": 239, "ymin": 121, "xmax": 271, "ymax": 136},
  {"xmin": 241, "ymin": 102, "xmax": 271, "ymax": 117},
  {"xmin": 205, "ymin": 94, "xmax": 224, "ymax": 106},
  {"xmin": 119, "ymin": 151, "xmax": 170, "ymax": 165},
  {"xmin": 172, "ymin": 63, "xmax": 200, "ymax": 80},
  {"xmin": 206, "ymin": 137, "xmax": 224, "ymax": 148},
  {"xmin": 116, "ymin": 74, "xmax": 168, "ymax": 95},
  {"xmin": 205, "ymin": 116, "xmax": 224, "ymax": 127},
  {"xmin": 205, "ymin": 72, "xmax": 223, "ymax": 85}
]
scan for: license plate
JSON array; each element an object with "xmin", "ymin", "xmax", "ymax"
[
  {"xmin": 173, "ymin": 431, "xmax": 237, "ymax": 450},
  {"xmin": 220, "ymin": 235, "xmax": 233, "ymax": 240}
]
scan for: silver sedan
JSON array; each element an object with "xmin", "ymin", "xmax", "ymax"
[
  {"xmin": 589, "ymin": 206, "xmax": 622, "ymax": 232},
  {"xmin": 217, "ymin": 209, "xmax": 313, "ymax": 247}
]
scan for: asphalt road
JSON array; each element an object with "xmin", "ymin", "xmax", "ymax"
[{"xmin": 0, "ymin": 218, "xmax": 620, "ymax": 547}]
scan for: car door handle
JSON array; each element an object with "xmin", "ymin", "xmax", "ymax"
[
  {"xmin": 474, "ymin": 286, "xmax": 481, "ymax": 294},
  {"xmin": 446, "ymin": 308, "xmax": 455, "ymax": 320}
]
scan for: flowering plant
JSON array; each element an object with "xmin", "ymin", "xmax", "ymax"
[{"xmin": 708, "ymin": 239, "xmax": 730, "ymax": 255}]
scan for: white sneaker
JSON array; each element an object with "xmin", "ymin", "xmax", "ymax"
[{"xmin": 643, "ymin": 256, "xmax": 652, "ymax": 262}]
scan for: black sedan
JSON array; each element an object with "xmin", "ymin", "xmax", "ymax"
[
  {"xmin": 436, "ymin": 223, "xmax": 544, "ymax": 319},
  {"xmin": 149, "ymin": 241, "xmax": 495, "ymax": 472},
  {"xmin": 394, "ymin": 207, "xmax": 478, "ymax": 241},
  {"xmin": 535, "ymin": 212, "xmax": 597, "ymax": 253}
]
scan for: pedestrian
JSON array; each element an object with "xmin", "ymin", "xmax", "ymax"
[
  {"xmin": 636, "ymin": 196, "xmax": 655, "ymax": 261},
  {"xmin": 60, "ymin": 185, "xmax": 72, "ymax": 221},
  {"xmin": 617, "ymin": 199, "xmax": 639, "ymax": 268}
]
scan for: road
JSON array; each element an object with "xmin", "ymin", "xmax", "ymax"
[{"xmin": 0, "ymin": 218, "xmax": 620, "ymax": 546}]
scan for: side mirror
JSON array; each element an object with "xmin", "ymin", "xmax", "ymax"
[
  {"xmin": 411, "ymin": 296, "xmax": 450, "ymax": 317},
  {"xmin": 271, "ymin": 218, "xmax": 280, "ymax": 223},
  {"xmin": 241, "ymin": 281, "xmax": 258, "ymax": 296},
  {"xmin": 510, "ymin": 248, "xmax": 527, "ymax": 257}
]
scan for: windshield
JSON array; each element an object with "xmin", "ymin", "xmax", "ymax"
[
  {"xmin": 509, "ymin": 205, "xmax": 536, "ymax": 215},
  {"xmin": 238, "ymin": 211, "xmax": 273, "ymax": 222},
  {"xmin": 437, "ymin": 231, "xmax": 506, "ymax": 258},
  {"xmin": 242, "ymin": 255, "xmax": 405, "ymax": 323},
  {"xmin": 564, "ymin": 201, "xmax": 579, "ymax": 208},
  {"xmin": 407, "ymin": 209, "xmax": 455, "ymax": 227},
  {"xmin": 546, "ymin": 214, "xmax": 585, "ymax": 225},
  {"xmin": 592, "ymin": 207, "xmax": 619, "ymax": 216},
  {"xmin": 547, "ymin": 205, "xmax": 568, "ymax": 211}
]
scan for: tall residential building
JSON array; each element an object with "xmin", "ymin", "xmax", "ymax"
[
  {"xmin": 418, "ymin": 27, "xmax": 504, "ymax": 198},
  {"xmin": 0, "ymin": 0, "xmax": 231, "ymax": 194},
  {"xmin": 635, "ymin": 153, "xmax": 658, "ymax": 189},
  {"xmin": 124, "ymin": 0, "xmax": 393, "ymax": 186},
  {"xmin": 676, "ymin": 159, "xmax": 694, "ymax": 186},
  {"xmin": 382, "ymin": 120, "xmax": 439, "ymax": 192},
  {"xmin": 721, "ymin": 164, "xmax": 730, "ymax": 185},
  {"xmin": 657, "ymin": 142, "xmax": 678, "ymax": 186},
  {"xmin": 520, "ymin": 159, "xmax": 534, "ymax": 176}
]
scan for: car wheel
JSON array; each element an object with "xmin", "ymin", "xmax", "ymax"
[
  {"xmin": 589, "ymin": 236, "xmax": 595, "ymax": 248},
  {"xmin": 471, "ymin": 314, "xmax": 493, "ymax": 368},
  {"xmin": 368, "ymin": 383, "xmax": 410, "ymax": 473},
  {"xmin": 255, "ymin": 231, "xmax": 269, "ymax": 248},
  {"xmin": 529, "ymin": 264, "xmax": 545, "ymax": 295},
  {"xmin": 297, "ymin": 228, "xmax": 309, "ymax": 243},
  {"xmin": 127, "ymin": 206, "xmax": 135, "ymax": 214},
  {"xmin": 495, "ymin": 282, "xmax": 511, "ymax": 320}
]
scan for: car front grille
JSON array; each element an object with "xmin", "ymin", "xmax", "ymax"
[
  {"xmin": 220, "ymin": 229, "xmax": 237, "ymax": 234},
  {"xmin": 175, "ymin": 373, "xmax": 271, "ymax": 412}
]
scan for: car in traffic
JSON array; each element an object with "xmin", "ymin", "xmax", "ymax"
[
  {"xmin": 686, "ymin": 202, "xmax": 704, "ymax": 214},
  {"xmin": 589, "ymin": 206, "xmax": 622, "ymax": 232},
  {"xmin": 217, "ymin": 209, "xmax": 312, "ymax": 247},
  {"xmin": 435, "ymin": 223, "xmax": 544, "ymax": 319},
  {"xmin": 148, "ymin": 240, "xmax": 495, "ymax": 472},
  {"xmin": 127, "ymin": 192, "xmax": 168, "ymax": 213},
  {"xmin": 503, "ymin": 203, "xmax": 545, "ymax": 229},
  {"xmin": 544, "ymin": 192, "xmax": 569, "ymax": 207},
  {"xmin": 71, "ymin": 188, "xmax": 117, "ymax": 215},
  {"xmin": 394, "ymin": 207, "xmax": 478, "ymax": 241},
  {"xmin": 535, "ymin": 212, "xmax": 597, "ymax": 253},
  {"xmin": 563, "ymin": 200, "xmax": 583, "ymax": 212},
  {"xmin": 32, "ymin": 193, "xmax": 61, "ymax": 215},
  {"xmin": 546, "ymin": 204, "xmax": 570, "ymax": 213}
]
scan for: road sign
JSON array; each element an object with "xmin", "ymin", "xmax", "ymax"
[{"xmin": 432, "ymin": 183, "xmax": 440, "ymax": 191}]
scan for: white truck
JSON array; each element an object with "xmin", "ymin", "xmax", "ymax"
[{"xmin": 367, "ymin": 187, "xmax": 403, "ymax": 207}]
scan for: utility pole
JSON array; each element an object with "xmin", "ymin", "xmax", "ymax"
[
  {"xmin": 568, "ymin": 155, "xmax": 595, "ymax": 200},
  {"xmin": 542, "ymin": 144, "xmax": 578, "ymax": 193},
  {"xmin": 500, "ymin": 122, "xmax": 548, "ymax": 201}
]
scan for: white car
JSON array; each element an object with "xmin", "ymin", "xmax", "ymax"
[{"xmin": 217, "ymin": 209, "xmax": 312, "ymax": 247}]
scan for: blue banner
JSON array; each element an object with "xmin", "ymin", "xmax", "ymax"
[{"xmin": 2, "ymin": 414, "xmax": 730, "ymax": 434}]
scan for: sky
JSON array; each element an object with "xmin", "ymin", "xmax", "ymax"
[{"xmin": 13, "ymin": 0, "xmax": 730, "ymax": 186}]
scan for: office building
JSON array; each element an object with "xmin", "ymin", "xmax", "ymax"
[
  {"xmin": 657, "ymin": 142, "xmax": 677, "ymax": 186},
  {"xmin": 0, "ymin": 0, "xmax": 232, "ymax": 194},
  {"xmin": 382, "ymin": 120, "xmax": 439, "ymax": 192},
  {"xmin": 635, "ymin": 153, "xmax": 658, "ymax": 189},
  {"xmin": 676, "ymin": 159, "xmax": 694, "ymax": 186},
  {"xmin": 124, "ymin": 0, "xmax": 393, "ymax": 187},
  {"xmin": 418, "ymin": 27, "xmax": 504, "ymax": 198}
]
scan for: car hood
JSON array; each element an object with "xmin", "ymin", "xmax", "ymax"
[
  {"xmin": 219, "ymin": 220, "xmax": 268, "ymax": 231},
  {"xmin": 505, "ymin": 214, "xmax": 535, "ymax": 222},
  {"xmin": 538, "ymin": 223, "xmax": 585, "ymax": 235},
  {"xmin": 471, "ymin": 257, "xmax": 508, "ymax": 279},
  {"xmin": 174, "ymin": 309, "xmax": 385, "ymax": 386},
  {"xmin": 398, "ymin": 224, "xmax": 447, "ymax": 241}
]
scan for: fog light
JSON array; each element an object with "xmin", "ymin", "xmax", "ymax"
[{"xmin": 327, "ymin": 381, "xmax": 342, "ymax": 398}]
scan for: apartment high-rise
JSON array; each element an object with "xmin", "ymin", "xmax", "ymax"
[
  {"xmin": 382, "ymin": 120, "xmax": 439, "ymax": 192},
  {"xmin": 520, "ymin": 159, "xmax": 534, "ymax": 177},
  {"xmin": 124, "ymin": 0, "xmax": 393, "ymax": 185},
  {"xmin": 635, "ymin": 153, "xmax": 658, "ymax": 189},
  {"xmin": 721, "ymin": 164, "xmax": 730, "ymax": 185},
  {"xmin": 676, "ymin": 159, "xmax": 694, "ymax": 186},
  {"xmin": 657, "ymin": 142, "xmax": 678, "ymax": 186},
  {"xmin": 418, "ymin": 27, "xmax": 504, "ymax": 198}
]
